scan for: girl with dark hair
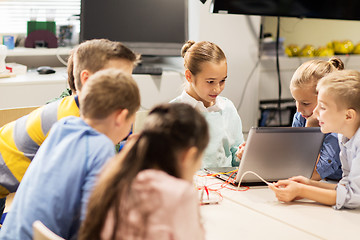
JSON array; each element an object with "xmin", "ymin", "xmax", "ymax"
[{"xmin": 79, "ymin": 103, "xmax": 209, "ymax": 240}]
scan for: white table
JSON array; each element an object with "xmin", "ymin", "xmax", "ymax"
[
  {"xmin": 201, "ymin": 197, "xmax": 320, "ymax": 240},
  {"xmin": 0, "ymin": 68, "xmax": 68, "ymax": 109},
  {"xmin": 199, "ymin": 175, "xmax": 360, "ymax": 240}
]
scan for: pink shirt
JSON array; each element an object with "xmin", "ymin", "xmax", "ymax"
[{"xmin": 101, "ymin": 169, "xmax": 205, "ymax": 240}]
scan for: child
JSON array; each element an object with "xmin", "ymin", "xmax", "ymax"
[
  {"xmin": 290, "ymin": 57, "xmax": 344, "ymax": 180},
  {"xmin": 270, "ymin": 69, "xmax": 360, "ymax": 209},
  {"xmin": 171, "ymin": 40, "xmax": 244, "ymax": 168},
  {"xmin": 0, "ymin": 39, "xmax": 140, "ymax": 217},
  {"xmin": 79, "ymin": 103, "xmax": 209, "ymax": 240},
  {"xmin": 0, "ymin": 69, "xmax": 141, "ymax": 239}
]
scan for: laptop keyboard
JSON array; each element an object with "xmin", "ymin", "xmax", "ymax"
[{"xmin": 132, "ymin": 65, "xmax": 163, "ymax": 75}]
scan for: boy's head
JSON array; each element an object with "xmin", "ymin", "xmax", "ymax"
[
  {"xmin": 314, "ymin": 70, "xmax": 360, "ymax": 137},
  {"xmin": 80, "ymin": 69, "xmax": 140, "ymax": 143},
  {"xmin": 73, "ymin": 39, "xmax": 140, "ymax": 93}
]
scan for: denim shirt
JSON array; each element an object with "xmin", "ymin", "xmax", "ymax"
[{"xmin": 292, "ymin": 112, "xmax": 342, "ymax": 180}]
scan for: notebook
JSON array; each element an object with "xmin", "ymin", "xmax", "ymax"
[{"xmin": 204, "ymin": 127, "xmax": 325, "ymax": 186}]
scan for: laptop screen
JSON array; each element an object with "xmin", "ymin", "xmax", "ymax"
[{"xmin": 205, "ymin": 127, "xmax": 324, "ymax": 185}]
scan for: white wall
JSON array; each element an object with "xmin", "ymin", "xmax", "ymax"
[
  {"xmin": 259, "ymin": 17, "xmax": 360, "ymax": 107},
  {"xmin": 3, "ymin": 2, "xmax": 262, "ymax": 134},
  {"xmin": 188, "ymin": 0, "xmax": 261, "ymax": 133},
  {"xmin": 263, "ymin": 17, "xmax": 360, "ymax": 48}
]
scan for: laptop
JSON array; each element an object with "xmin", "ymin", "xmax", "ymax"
[{"xmin": 204, "ymin": 127, "xmax": 324, "ymax": 186}]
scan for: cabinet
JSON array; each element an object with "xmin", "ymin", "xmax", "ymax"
[{"xmin": 0, "ymin": 68, "xmax": 185, "ymax": 110}]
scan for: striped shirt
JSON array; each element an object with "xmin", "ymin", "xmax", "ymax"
[{"xmin": 0, "ymin": 95, "xmax": 79, "ymax": 198}]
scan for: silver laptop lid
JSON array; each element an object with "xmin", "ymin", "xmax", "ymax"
[{"xmin": 235, "ymin": 127, "xmax": 324, "ymax": 183}]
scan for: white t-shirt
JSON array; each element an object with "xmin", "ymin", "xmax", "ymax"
[{"xmin": 171, "ymin": 91, "xmax": 244, "ymax": 167}]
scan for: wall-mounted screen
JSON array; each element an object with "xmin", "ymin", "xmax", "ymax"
[
  {"xmin": 81, "ymin": 0, "xmax": 188, "ymax": 56},
  {"xmin": 211, "ymin": 0, "xmax": 360, "ymax": 21}
]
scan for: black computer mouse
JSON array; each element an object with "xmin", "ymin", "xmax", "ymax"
[{"xmin": 37, "ymin": 66, "xmax": 56, "ymax": 74}]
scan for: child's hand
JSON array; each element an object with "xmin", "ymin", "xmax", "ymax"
[
  {"xmin": 289, "ymin": 176, "xmax": 311, "ymax": 185},
  {"xmin": 269, "ymin": 180, "xmax": 302, "ymax": 202},
  {"xmin": 127, "ymin": 133, "xmax": 140, "ymax": 142},
  {"xmin": 305, "ymin": 114, "xmax": 319, "ymax": 127},
  {"xmin": 235, "ymin": 142, "xmax": 246, "ymax": 161}
]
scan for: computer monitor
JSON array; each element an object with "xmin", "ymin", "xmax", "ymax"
[
  {"xmin": 210, "ymin": 0, "xmax": 360, "ymax": 21},
  {"xmin": 80, "ymin": 0, "xmax": 188, "ymax": 57}
]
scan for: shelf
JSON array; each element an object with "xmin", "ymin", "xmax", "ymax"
[
  {"xmin": 260, "ymin": 54, "xmax": 360, "ymax": 70},
  {"xmin": 6, "ymin": 47, "xmax": 73, "ymax": 57}
]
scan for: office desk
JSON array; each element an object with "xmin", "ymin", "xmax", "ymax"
[
  {"xmin": 0, "ymin": 68, "xmax": 184, "ymax": 110},
  {"xmin": 199, "ymin": 176, "xmax": 360, "ymax": 240},
  {"xmin": 0, "ymin": 68, "xmax": 67, "ymax": 109}
]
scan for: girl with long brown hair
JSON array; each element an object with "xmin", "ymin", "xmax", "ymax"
[{"xmin": 79, "ymin": 103, "xmax": 209, "ymax": 240}]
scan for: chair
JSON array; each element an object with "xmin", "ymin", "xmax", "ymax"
[
  {"xmin": 0, "ymin": 106, "xmax": 39, "ymax": 127},
  {"xmin": 32, "ymin": 220, "xmax": 65, "ymax": 240},
  {"xmin": 0, "ymin": 106, "xmax": 39, "ymax": 218}
]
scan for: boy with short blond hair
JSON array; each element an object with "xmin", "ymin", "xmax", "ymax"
[
  {"xmin": 0, "ymin": 39, "xmax": 140, "ymax": 217},
  {"xmin": 270, "ymin": 69, "xmax": 360, "ymax": 209},
  {"xmin": 0, "ymin": 69, "xmax": 140, "ymax": 239}
]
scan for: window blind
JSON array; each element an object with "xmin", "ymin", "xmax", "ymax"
[{"xmin": 0, "ymin": 0, "xmax": 80, "ymax": 34}]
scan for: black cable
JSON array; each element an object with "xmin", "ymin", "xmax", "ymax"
[{"xmin": 275, "ymin": 16, "xmax": 282, "ymax": 126}]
